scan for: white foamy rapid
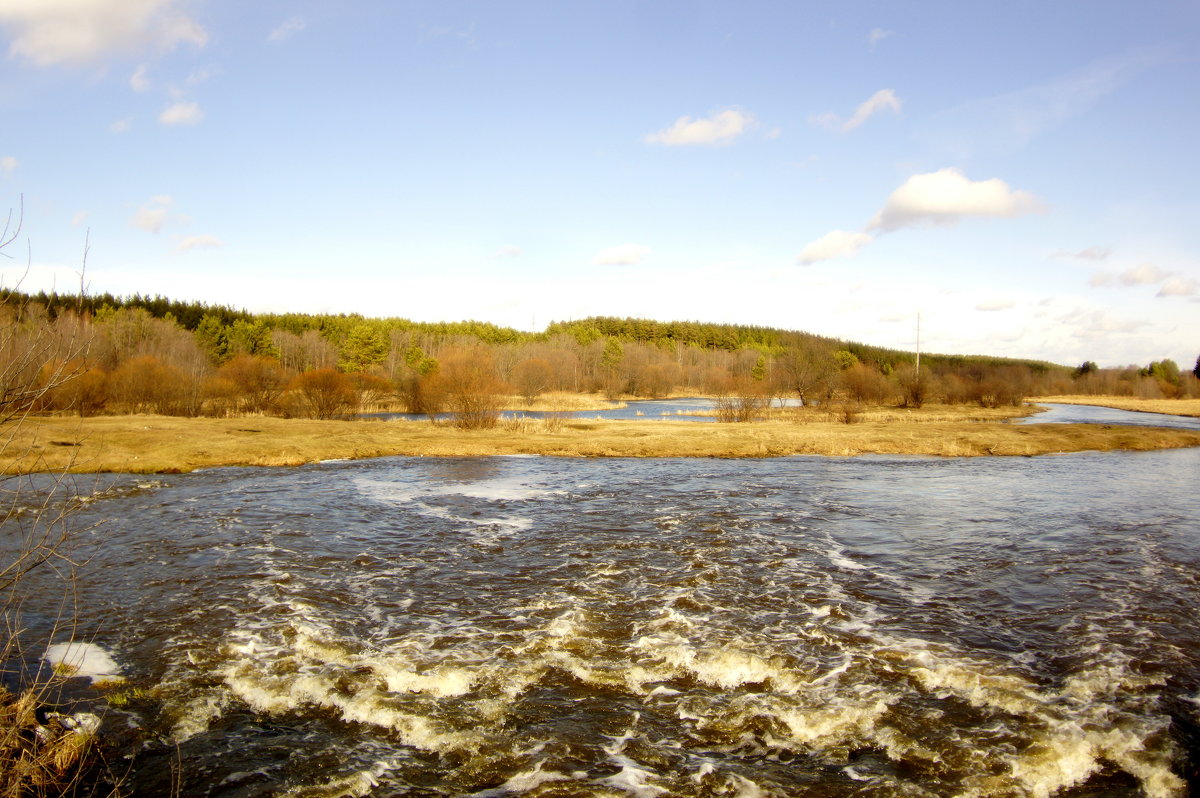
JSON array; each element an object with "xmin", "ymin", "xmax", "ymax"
[{"xmin": 96, "ymin": 454, "xmax": 1196, "ymax": 795}]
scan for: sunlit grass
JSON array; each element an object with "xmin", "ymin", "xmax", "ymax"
[
  {"xmin": 4, "ymin": 405, "xmax": 1199, "ymax": 474},
  {"xmin": 1034, "ymin": 395, "xmax": 1200, "ymax": 418}
]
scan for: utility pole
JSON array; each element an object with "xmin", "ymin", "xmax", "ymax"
[{"xmin": 915, "ymin": 312, "xmax": 921, "ymax": 380}]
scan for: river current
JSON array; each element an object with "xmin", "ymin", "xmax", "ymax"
[{"xmin": 4, "ymin": 414, "xmax": 1200, "ymax": 796}]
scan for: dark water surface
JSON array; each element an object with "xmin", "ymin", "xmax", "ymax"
[{"xmin": 5, "ymin": 443, "xmax": 1200, "ymax": 796}]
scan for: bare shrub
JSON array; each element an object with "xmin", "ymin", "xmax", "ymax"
[
  {"xmin": 840, "ymin": 363, "xmax": 889, "ymax": 405},
  {"xmin": 501, "ymin": 414, "xmax": 536, "ymax": 433},
  {"xmin": 1, "ymin": 212, "xmax": 105, "ymax": 794},
  {"xmin": 713, "ymin": 378, "xmax": 768, "ymax": 423},
  {"xmin": 289, "ymin": 368, "xmax": 360, "ymax": 419},
  {"xmin": 435, "ymin": 347, "xmax": 506, "ymax": 430},
  {"xmin": 541, "ymin": 411, "xmax": 568, "ymax": 432},
  {"xmin": 35, "ymin": 361, "xmax": 107, "ymax": 417},
  {"xmin": 512, "ymin": 358, "xmax": 553, "ymax": 405},
  {"xmin": 836, "ymin": 400, "xmax": 863, "ymax": 424},
  {"xmin": 217, "ymin": 355, "xmax": 286, "ymax": 415},
  {"xmin": 108, "ymin": 355, "xmax": 195, "ymax": 415}
]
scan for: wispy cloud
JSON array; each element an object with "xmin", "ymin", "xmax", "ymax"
[
  {"xmin": 1118, "ymin": 263, "xmax": 1167, "ymax": 286},
  {"xmin": 1053, "ymin": 245, "xmax": 1112, "ymax": 261},
  {"xmin": 868, "ymin": 28, "xmax": 894, "ymax": 49},
  {"xmin": 71, "ymin": 211, "xmax": 89, "ymax": 227},
  {"xmin": 593, "ymin": 243, "xmax": 650, "ymax": 266},
  {"xmin": 919, "ymin": 49, "xmax": 1168, "ymax": 158},
  {"xmin": 796, "ymin": 230, "xmax": 872, "ymax": 265},
  {"xmin": 159, "ymin": 101, "xmax": 203, "ymax": 126},
  {"xmin": 420, "ymin": 21, "xmax": 478, "ymax": 47},
  {"xmin": 1158, "ymin": 277, "xmax": 1197, "ymax": 297},
  {"xmin": 0, "ymin": 156, "xmax": 16, "ymax": 176},
  {"xmin": 110, "ymin": 118, "xmax": 133, "ymax": 133},
  {"xmin": 268, "ymin": 17, "xmax": 306, "ymax": 43},
  {"xmin": 0, "ymin": 0, "xmax": 207, "ymax": 67},
  {"xmin": 131, "ymin": 195, "xmax": 173, "ymax": 233},
  {"xmin": 976, "ymin": 299, "xmax": 1016, "ymax": 311},
  {"xmin": 130, "ymin": 64, "xmax": 151, "ymax": 92},
  {"xmin": 494, "ymin": 245, "xmax": 522, "ymax": 258},
  {"xmin": 813, "ymin": 89, "xmax": 901, "ymax": 132},
  {"xmin": 178, "ymin": 234, "xmax": 222, "ymax": 252},
  {"xmin": 645, "ymin": 109, "xmax": 754, "ymax": 146},
  {"xmin": 1090, "ymin": 261, "xmax": 1198, "ymax": 298}
]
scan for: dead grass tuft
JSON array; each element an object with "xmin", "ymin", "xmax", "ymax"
[{"xmin": 0, "ymin": 686, "xmax": 100, "ymax": 796}]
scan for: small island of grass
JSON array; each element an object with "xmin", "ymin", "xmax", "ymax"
[{"xmin": 5, "ymin": 401, "xmax": 1199, "ymax": 475}]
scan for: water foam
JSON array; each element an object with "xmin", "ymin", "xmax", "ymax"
[{"xmin": 43, "ymin": 641, "xmax": 123, "ymax": 683}]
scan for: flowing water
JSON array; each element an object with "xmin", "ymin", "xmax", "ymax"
[{"xmin": 4, "ymin": 428, "xmax": 1200, "ymax": 796}]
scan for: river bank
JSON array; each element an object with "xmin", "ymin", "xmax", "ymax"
[{"xmin": 5, "ymin": 404, "xmax": 1200, "ymax": 474}]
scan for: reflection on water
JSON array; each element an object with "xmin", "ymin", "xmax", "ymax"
[
  {"xmin": 3, "ymin": 439, "xmax": 1199, "ymax": 796},
  {"xmin": 1025, "ymin": 403, "xmax": 1200, "ymax": 430}
]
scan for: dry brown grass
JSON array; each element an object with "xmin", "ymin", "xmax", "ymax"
[
  {"xmin": 1034, "ymin": 395, "xmax": 1200, "ymax": 418},
  {"xmin": 502, "ymin": 392, "xmax": 625, "ymax": 411},
  {"xmin": 0, "ymin": 686, "xmax": 99, "ymax": 797},
  {"xmin": 3, "ymin": 408, "xmax": 1199, "ymax": 474}
]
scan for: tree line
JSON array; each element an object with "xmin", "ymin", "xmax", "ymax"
[{"xmin": 3, "ymin": 291, "xmax": 1197, "ymax": 427}]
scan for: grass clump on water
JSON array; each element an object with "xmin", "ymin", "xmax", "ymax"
[{"xmin": 0, "ymin": 686, "xmax": 101, "ymax": 797}]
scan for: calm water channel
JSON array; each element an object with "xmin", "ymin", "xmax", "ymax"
[{"xmin": 3, "ymin": 407, "xmax": 1200, "ymax": 797}]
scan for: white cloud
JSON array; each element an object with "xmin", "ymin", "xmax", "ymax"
[
  {"xmin": 130, "ymin": 64, "xmax": 150, "ymax": 92},
  {"xmin": 1158, "ymin": 277, "xmax": 1197, "ymax": 297},
  {"xmin": 268, "ymin": 16, "xmax": 305, "ymax": 42},
  {"xmin": 813, "ymin": 89, "xmax": 901, "ymax": 133},
  {"xmin": 109, "ymin": 117, "xmax": 132, "ymax": 133},
  {"xmin": 495, "ymin": 245, "xmax": 522, "ymax": 258},
  {"xmin": 1089, "ymin": 272, "xmax": 1113, "ymax": 287},
  {"xmin": 867, "ymin": 168, "xmax": 1043, "ymax": 231},
  {"xmin": 0, "ymin": 155, "xmax": 16, "ymax": 176},
  {"xmin": 71, "ymin": 211, "xmax": 88, "ymax": 227},
  {"xmin": 844, "ymin": 89, "xmax": 902, "ymax": 131},
  {"xmin": 177, "ymin": 234, "xmax": 221, "ymax": 252},
  {"xmin": 131, "ymin": 195, "xmax": 173, "ymax": 233},
  {"xmin": 1118, "ymin": 263, "xmax": 1167, "ymax": 285},
  {"xmin": 796, "ymin": 230, "xmax": 873, "ymax": 265},
  {"xmin": 868, "ymin": 28, "xmax": 894, "ymax": 48},
  {"xmin": 593, "ymin": 243, "xmax": 650, "ymax": 266},
  {"xmin": 0, "ymin": 0, "xmax": 207, "ymax": 67},
  {"xmin": 976, "ymin": 299, "xmax": 1016, "ymax": 311},
  {"xmin": 645, "ymin": 109, "xmax": 754, "ymax": 146},
  {"xmin": 159, "ymin": 101, "xmax": 203, "ymax": 126}
]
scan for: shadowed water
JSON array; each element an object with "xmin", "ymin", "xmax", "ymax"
[{"xmin": 4, "ymin": 443, "xmax": 1199, "ymax": 796}]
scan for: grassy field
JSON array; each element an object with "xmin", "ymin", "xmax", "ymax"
[
  {"xmin": 1035, "ymin": 395, "xmax": 1200, "ymax": 417},
  {"xmin": 4, "ymin": 403, "xmax": 1199, "ymax": 474}
]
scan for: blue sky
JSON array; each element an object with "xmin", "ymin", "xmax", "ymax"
[{"xmin": 1, "ymin": 1, "xmax": 1198, "ymax": 368}]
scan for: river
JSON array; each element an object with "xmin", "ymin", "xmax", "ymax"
[{"xmin": 3, "ymin": 408, "xmax": 1199, "ymax": 796}]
